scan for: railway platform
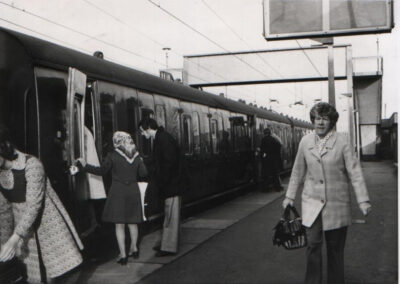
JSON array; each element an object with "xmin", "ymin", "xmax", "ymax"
[{"xmin": 57, "ymin": 161, "xmax": 397, "ymax": 284}]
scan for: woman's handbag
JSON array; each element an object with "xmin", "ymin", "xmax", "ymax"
[
  {"xmin": 0, "ymin": 257, "xmax": 26, "ymax": 283},
  {"xmin": 272, "ymin": 205, "xmax": 307, "ymax": 250},
  {"xmin": 138, "ymin": 182, "xmax": 148, "ymax": 221}
]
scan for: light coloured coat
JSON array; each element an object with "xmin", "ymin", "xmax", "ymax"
[
  {"xmin": 0, "ymin": 155, "xmax": 83, "ymax": 282},
  {"xmin": 286, "ymin": 132, "xmax": 369, "ymax": 231}
]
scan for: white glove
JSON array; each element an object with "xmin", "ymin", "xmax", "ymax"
[
  {"xmin": 69, "ymin": 165, "xmax": 79, "ymax": 176},
  {"xmin": 359, "ymin": 202, "xmax": 372, "ymax": 216},
  {"xmin": 282, "ymin": 197, "xmax": 294, "ymax": 209}
]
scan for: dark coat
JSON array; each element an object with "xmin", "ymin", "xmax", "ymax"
[
  {"xmin": 153, "ymin": 127, "xmax": 181, "ymax": 199},
  {"xmin": 260, "ymin": 135, "xmax": 281, "ymax": 156},
  {"xmin": 84, "ymin": 151, "xmax": 148, "ymax": 223},
  {"xmin": 260, "ymin": 135, "xmax": 283, "ymax": 173}
]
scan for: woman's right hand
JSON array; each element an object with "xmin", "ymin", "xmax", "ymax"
[
  {"xmin": 282, "ymin": 197, "xmax": 294, "ymax": 209},
  {"xmin": 0, "ymin": 234, "xmax": 21, "ymax": 262}
]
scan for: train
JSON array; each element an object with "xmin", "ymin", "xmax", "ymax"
[{"xmin": 0, "ymin": 27, "xmax": 312, "ymax": 236}]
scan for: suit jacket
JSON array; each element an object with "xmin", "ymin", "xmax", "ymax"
[
  {"xmin": 286, "ymin": 132, "xmax": 369, "ymax": 230},
  {"xmin": 153, "ymin": 127, "xmax": 181, "ymax": 199}
]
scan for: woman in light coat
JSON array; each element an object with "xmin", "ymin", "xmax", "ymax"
[
  {"xmin": 282, "ymin": 102, "xmax": 371, "ymax": 284},
  {"xmin": 0, "ymin": 124, "xmax": 83, "ymax": 283}
]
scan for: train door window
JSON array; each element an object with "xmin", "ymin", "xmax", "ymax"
[
  {"xmin": 211, "ymin": 119, "xmax": 218, "ymax": 154},
  {"xmin": 182, "ymin": 115, "xmax": 192, "ymax": 155},
  {"xmin": 192, "ymin": 112, "xmax": 201, "ymax": 155},
  {"xmin": 155, "ymin": 105, "xmax": 166, "ymax": 128},
  {"xmin": 85, "ymin": 84, "xmax": 95, "ymax": 135},
  {"xmin": 34, "ymin": 67, "xmax": 69, "ymax": 199}
]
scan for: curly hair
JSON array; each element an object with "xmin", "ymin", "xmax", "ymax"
[
  {"xmin": 0, "ymin": 123, "xmax": 17, "ymax": 161},
  {"xmin": 309, "ymin": 102, "xmax": 339, "ymax": 129}
]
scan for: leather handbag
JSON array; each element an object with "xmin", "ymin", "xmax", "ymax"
[
  {"xmin": 0, "ymin": 257, "xmax": 26, "ymax": 284},
  {"xmin": 272, "ymin": 205, "xmax": 307, "ymax": 250}
]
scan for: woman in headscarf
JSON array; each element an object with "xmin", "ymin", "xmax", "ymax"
[
  {"xmin": 282, "ymin": 102, "xmax": 371, "ymax": 284},
  {"xmin": 73, "ymin": 131, "xmax": 147, "ymax": 265},
  {"xmin": 0, "ymin": 124, "xmax": 83, "ymax": 283}
]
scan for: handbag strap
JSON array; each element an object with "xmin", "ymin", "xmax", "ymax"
[{"xmin": 283, "ymin": 205, "xmax": 300, "ymax": 220}]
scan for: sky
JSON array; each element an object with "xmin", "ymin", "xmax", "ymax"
[{"xmin": 0, "ymin": 0, "xmax": 398, "ymax": 123}]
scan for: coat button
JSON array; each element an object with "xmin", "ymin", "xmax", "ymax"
[
  {"xmin": 321, "ymin": 200, "xmax": 325, "ymax": 203},
  {"xmin": 320, "ymin": 180, "xmax": 324, "ymax": 184}
]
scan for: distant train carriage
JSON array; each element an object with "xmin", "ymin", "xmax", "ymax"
[{"xmin": 0, "ymin": 27, "xmax": 312, "ymax": 238}]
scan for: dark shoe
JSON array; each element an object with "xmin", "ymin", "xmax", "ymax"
[
  {"xmin": 152, "ymin": 245, "xmax": 161, "ymax": 251},
  {"xmin": 155, "ymin": 250, "xmax": 176, "ymax": 257},
  {"xmin": 117, "ymin": 257, "xmax": 128, "ymax": 265},
  {"xmin": 129, "ymin": 250, "xmax": 139, "ymax": 259}
]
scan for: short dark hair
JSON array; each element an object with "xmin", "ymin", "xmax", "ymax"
[
  {"xmin": 263, "ymin": 128, "xmax": 271, "ymax": 135},
  {"xmin": 0, "ymin": 124, "xmax": 17, "ymax": 161},
  {"xmin": 309, "ymin": 102, "xmax": 339, "ymax": 128},
  {"xmin": 138, "ymin": 118, "xmax": 158, "ymax": 131}
]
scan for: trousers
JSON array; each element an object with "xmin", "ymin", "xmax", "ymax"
[
  {"xmin": 305, "ymin": 214, "xmax": 347, "ymax": 284},
  {"xmin": 158, "ymin": 195, "xmax": 181, "ymax": 253}
]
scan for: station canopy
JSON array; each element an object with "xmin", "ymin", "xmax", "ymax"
[{"xmin": 183, "ymin": 45, "xmax": 348, "ymax": 87}]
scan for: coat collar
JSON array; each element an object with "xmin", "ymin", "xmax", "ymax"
[{"xmin": 307, "ymin": 131, "xmax": 338, "ymax": 158}]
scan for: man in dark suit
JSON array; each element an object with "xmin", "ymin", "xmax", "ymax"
[
  {"xmin": 139, "ymin": 118, "xmax": 181, "ymax": 257},
  {"xmin": 260, "ymin": 128, "xmax": 283, "ymax": 191}
]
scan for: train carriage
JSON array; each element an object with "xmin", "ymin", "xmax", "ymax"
[{"xmin": 0, "ymin": 27, "xmax": 312, "ymax": 237}]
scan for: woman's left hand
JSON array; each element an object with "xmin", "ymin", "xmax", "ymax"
[
  {"xmin": 359, "ymin": 202, "xmax": 372, "ymax": 216},
  {"xmin": 0, "ymin": 234, "xmax": 21, "ymax": 262}
]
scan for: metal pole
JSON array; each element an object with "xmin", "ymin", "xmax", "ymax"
[
  {"xmin": 327, "ymin": 42, "xmax": 336, "ymax": 106},
  {"xmin": 346, "ymin": 46, "xmax": 355, "ymax": 150},
  {"xmin": 162, "ymin": 47, "xmax": 171, "ymax": 68}
]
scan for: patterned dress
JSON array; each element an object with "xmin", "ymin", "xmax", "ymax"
[{"xmin": 0, "ymin": 152, "xmax": 83, "ymax": 283}]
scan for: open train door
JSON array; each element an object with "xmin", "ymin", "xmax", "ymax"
[{"xmin": 66, "ymin": 67, "xmax": 89, "ymax": 231}]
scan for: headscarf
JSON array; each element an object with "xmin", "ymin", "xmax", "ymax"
[{"xmin": 112, "ymin": 131, "xmax": 136, "ymax": 160}]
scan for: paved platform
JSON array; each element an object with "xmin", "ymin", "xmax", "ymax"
[
  {"xmin": 58, "ymin": 161, "xmax": 398, "ymax": 284},
  {"xmin": 57, "ymin": 180, "xmax": 286, "ymax": 284}
]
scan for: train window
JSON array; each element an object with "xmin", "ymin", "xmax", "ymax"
[
  {"xmin": 211, "ymin": 119, "xmax": 218, "ymax": 154},
  {"xmin": 126, "ymin": 97, "xmax": 137, "ymax": 139},
  {"xmin": 140, "ymin": 108, "xmax": 154, "ymax": 157},
  {"xmin": 182, "ymin": 115, "xmax": 192, "ymax": 155},
  {"xmin": 25, "ymin": 88, "xmax": 39, "ymax": 155},
  {"xmin": 155, "ymin": 105, "xmax": 166, "ymax": 128},
  {"xmin": 202, "ymin": 113, "xmax": 211, "ymax": 154},
  {"xmin": 192, "ymin": 112, "xmax": 201, "ymax": 154},
  {"xmin": 99, "ymin": 93, "xmax": 117, "ymax": 157}
]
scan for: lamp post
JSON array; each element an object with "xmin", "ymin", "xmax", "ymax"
[{"xmin": 162, "ymin": 47, "xmax": 171, "ymax": 68}]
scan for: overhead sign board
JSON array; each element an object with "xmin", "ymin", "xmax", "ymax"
[{"xmin": 263, "ymin": 0, "xmax": 393, "ymax": 40}]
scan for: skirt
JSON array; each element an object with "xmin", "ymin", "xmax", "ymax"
[{"xmin": 102, "ymin": 181, "xmax": 143, "ymax": 224}]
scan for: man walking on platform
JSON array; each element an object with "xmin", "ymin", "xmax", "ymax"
[
  {"xmin": 260, "ymin": 128, "xmax": 283, "ymax": 191},
  {"xmin": 139, "ymin": 118, "xmax": 181, "ymax": 257}
]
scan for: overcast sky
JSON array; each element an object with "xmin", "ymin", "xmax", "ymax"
[{"xmin": 1, "ymin": 0, "xmax": 398, "ymax": 122}]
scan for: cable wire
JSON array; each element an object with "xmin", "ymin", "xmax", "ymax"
[
  {"xmin": 0, "ymin": 1, "xmax": 166, "ymax": 67},
  {"xmin": 201, "ymin": 0, "xmax": 284, "ymax": 79},
  {"xmin": 145, "ymin": 0, "xmax": 272, "ymax": 80},
  {"xmin": 295, "ymin": 40, "xmax": 323, "ymax": 77}
]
